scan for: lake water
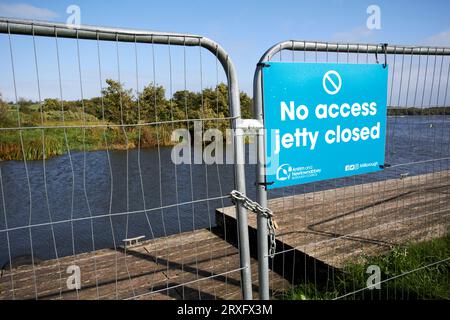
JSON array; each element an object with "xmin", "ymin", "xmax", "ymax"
[{"xmin": 0, "ymin": 116, "xmax": 449, "ymax": 266}]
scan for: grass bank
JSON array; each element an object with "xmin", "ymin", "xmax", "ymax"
[
  {"xmin": 0, "ymin": 106, "xmax": 244, "ymax": 161},
  {"xmin": 0, "ymin": 110, "xmax": 177, "ymax": 161},
  {"xmin": 286, "ymin": 234, "xmax": 450, "ymax": 300}
]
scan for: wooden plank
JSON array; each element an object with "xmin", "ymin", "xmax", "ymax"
[{"xmin": 0, "ymin": 228, "xmax": 290, "ymax": 300}]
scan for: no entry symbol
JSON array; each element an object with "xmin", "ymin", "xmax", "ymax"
[{"xmin": 323, "ymin": 70, "xmax": 342, "ymax": 95}]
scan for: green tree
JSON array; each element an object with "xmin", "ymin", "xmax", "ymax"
[
  {"xmin": 183, "ymin": 83, "xmax": 253, "ymax": 119},
  {"xmin": 171, "ymin": 89, "xmax": 201, "ymax": 119},
  {"xmin": 84, "ymin": 97, "xmax": 103, "ymax": 119},
  {"xmin": 201, "ymin": 83, "xmax": 253, "ymax": 119},
  {"xmin": 139, "ymin": 83, "xmax": 168, "ymax": 122},
  {"xmin": 65, "ymin": 100, "xmax": 81, "ymax": 112},
  {"xmin": 203, "ymin": 83, "xmax": 229, "ymax": 117},
  {"xmin": 240, "ymin": 91, "xmax": 252, "ymax": 119},
  {"xmin": 43, "ymin": 98, "xmax": 60, "ymax": 111},
  {"xmin": 18, "ymin": 98, "xmax": 34, "ymax": 114},
  {"xmin": 102, "ymin": 79, "xmax": 136, "ymax": 124}
]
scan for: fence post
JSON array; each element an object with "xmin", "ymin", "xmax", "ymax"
[
  {"xmin": 253, "ymin": 43, "xmax": 296, "ymax": 300},
  {"xmin": 222, "ymin": 50, "xmax": 254, "ymax": 300},
  {"xmin": 253, "ymin": 65, "xmax": 270, "ymax": 300}
]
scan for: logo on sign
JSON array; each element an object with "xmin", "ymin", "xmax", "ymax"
[
  {"xmin": 345, "ymin": 163, "xmax": 360, "ymax": 172},
  {"xmin": 276, "ymin": 164, "xmax": 292, "ymax": 181},
  {"xmin": 322, "ymin": 70, "xmax": 342, "ymax": 95}
]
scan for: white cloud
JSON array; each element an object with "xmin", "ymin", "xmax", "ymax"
[
  {"xmin": 424, "ymin": 29, "xmax": 450, "ymax": 46},
  {"xmin": 331, "ymin": 26, "xmax": 373, "ymax": 43},
  {"xmin": 0, "ymin": 3, "xmax": 58, "ymax": 20}
]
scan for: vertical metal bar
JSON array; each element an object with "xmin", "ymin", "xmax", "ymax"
[
  {"xmin": 254, "ymin": 64, "xmax": 269, "ymax": 300},
  {"xmin": 227, "ymin": 59, "xmax": 253, "ymax": 300}
]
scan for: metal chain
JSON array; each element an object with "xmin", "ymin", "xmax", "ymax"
[{"xmin": 229, "ymin": 190, "xmax": 277, "ymax": 258}]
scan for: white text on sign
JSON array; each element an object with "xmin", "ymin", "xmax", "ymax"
[{"xmin": 273, "ymin": 101, "xmax": 381, "ymax": 154}]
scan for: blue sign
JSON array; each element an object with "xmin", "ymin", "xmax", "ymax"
[{"xmin": 263, "ymin": 62, "xmax": 388, "ymax": 189}]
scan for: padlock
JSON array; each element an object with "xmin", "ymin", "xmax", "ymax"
[{"xmin": 272, "ymin": 219, "xmax": 279, "ymax": 230}]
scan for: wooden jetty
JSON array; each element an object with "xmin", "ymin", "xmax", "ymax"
[
  {"xmin": 1, "ymin": 170, "xmax": 448, "ymax": 299},
  {"xmin": 0, "ymin": 228, "xmax": 289, "ymax": 300},
  {"xmin": 217, "ymin": 170, "xmax": 450, "ymax": 284}
]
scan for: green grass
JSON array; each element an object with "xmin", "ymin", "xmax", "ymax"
[
  {"xmin": 286, "ymin": 234, "xmax": 450, "ymax": 300},
  {"xmin": 0, "ymin": 107, "xmax": 238, "ymax": 161},
  {"xmin": 0, "ymin": 110, "xmax": 177, "ymax": 160}
]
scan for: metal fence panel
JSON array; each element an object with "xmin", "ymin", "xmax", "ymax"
[
  {"xmin": 254, "ymin": 41, "xmax": 450, "ymax": 300},
  {"xmin": 0, "ymin": 18, "xmax": 253, "ymax": 300}
]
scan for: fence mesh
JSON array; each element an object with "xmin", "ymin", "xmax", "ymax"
[
  {"xmin": 1, "ymin": 20, "xmax": 449, "ymax": 301},
  {"xmin": 0, "ymin": 20, "xmax": 253, "ymax": 300},
  {"xmin": 258, "ymin": 42, "xmax": 450, "ymax": 300}
]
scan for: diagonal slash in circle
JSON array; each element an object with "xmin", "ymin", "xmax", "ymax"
[{"xmin": 323, "ymin": 70, "xmax": 342, "ymax": 95}]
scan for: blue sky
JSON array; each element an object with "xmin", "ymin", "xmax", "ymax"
[{"xmin": 0, "ymin": 0, "xmax": 449, "ymax": 101}]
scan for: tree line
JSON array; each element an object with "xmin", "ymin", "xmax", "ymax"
[
  {"xmin": 2, "ymin": 82, "xmax": 450, "ymax": 129},
  {"xmin": 387, "ymin": 107, "xmax": 450, "ymax": 116},
  {"xmin": 0, "ymin": 80, "xmax": 252, "ymax": 126}
]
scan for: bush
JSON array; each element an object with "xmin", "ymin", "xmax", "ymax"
[
  {"xmin": 0, "ymin": 94, "xmax": 13, "ymax": 127},
  {"xmin": 0, "ymin": 102, "xmax": 10, "ymax": 127}
]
